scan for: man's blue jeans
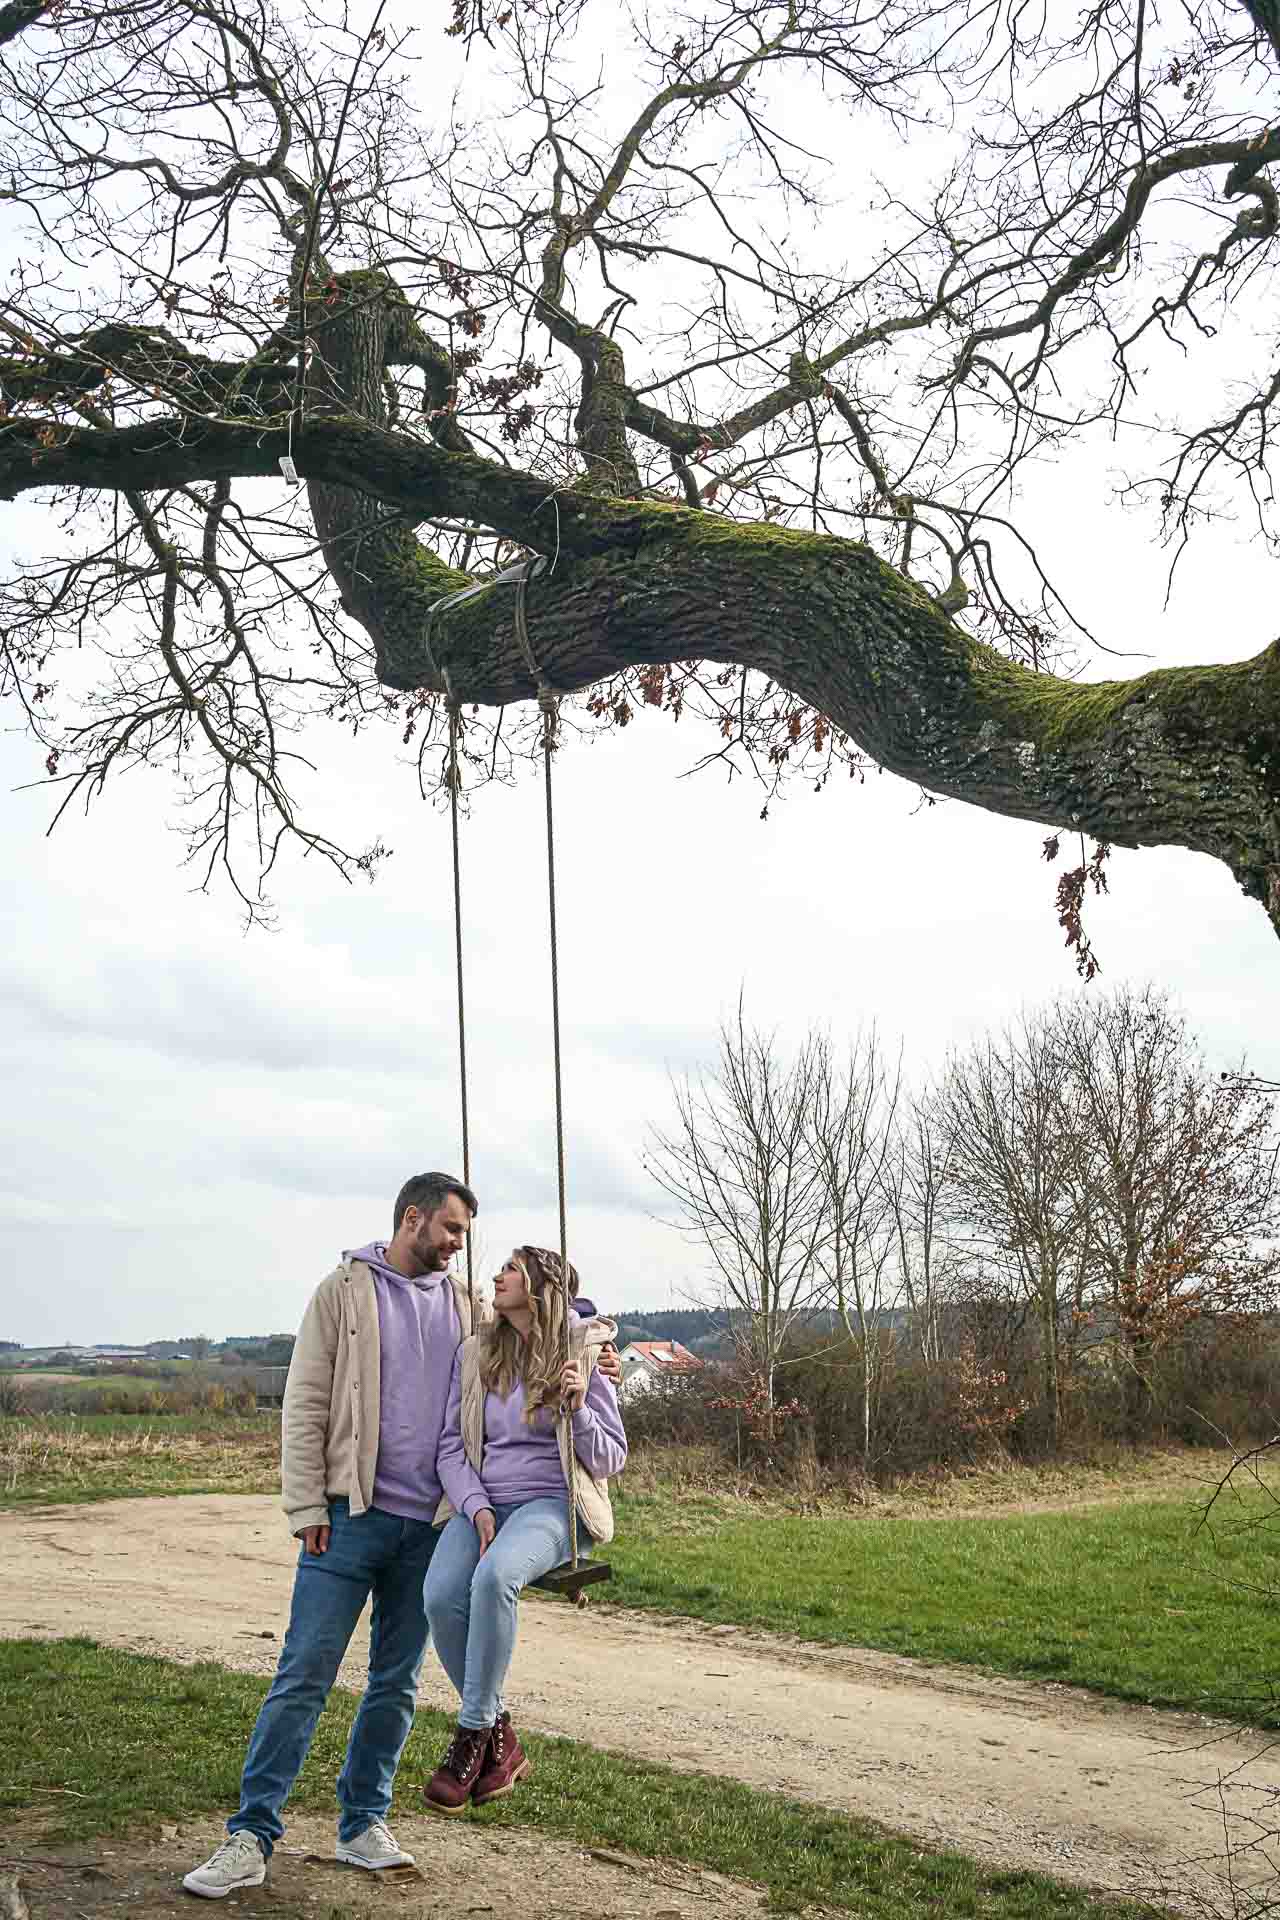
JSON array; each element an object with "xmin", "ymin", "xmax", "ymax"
[
  {"xmin": 228, "ymin": 1499, "xmax": 440, "ymax": 1855},
  {"xmin": 424, "ymin": 1497, "xmax": 577, "ymax": 1729}
]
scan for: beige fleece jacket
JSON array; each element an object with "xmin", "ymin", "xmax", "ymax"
[{"xmin": 280, "ymin": 1255, "xmax": 482, "ymax": 1536}]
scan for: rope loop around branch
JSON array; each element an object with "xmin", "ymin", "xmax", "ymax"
[{"xmin": 423, "ymin": 554, "xmax": 552, "ymax": 708}]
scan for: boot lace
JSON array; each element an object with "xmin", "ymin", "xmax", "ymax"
[{"xmin": 442, "ymin": 1726, "xmax": 487, "ymax": 1782}]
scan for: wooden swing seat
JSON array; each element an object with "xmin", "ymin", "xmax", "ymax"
[{"xmin": 531, "ymin": 1559, "xmax": 612, "ymax": 1598}]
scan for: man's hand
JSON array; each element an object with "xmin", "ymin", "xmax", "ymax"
[
  {"xmin": 301, "ymin": 1524, "xmax": 330, "ymax": 1555},
  {"xmin": 598, "ymin": 1342, "xmax": 621, "ymax": 1384},
  {"xmin": 474, "ymin": 1508, "xmax": 497, "ymax": 1556}
]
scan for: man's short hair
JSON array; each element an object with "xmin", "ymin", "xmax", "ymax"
[{"xmin": 393, "ymin": 1172, "xmax": 478, "ymax": 1232}]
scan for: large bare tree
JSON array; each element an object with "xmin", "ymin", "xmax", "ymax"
[
  {"xmin": 887, "ymin": 1101, "xmax": 959, "ymax": 1368},
  {"xmin": 646, "ymin": 1005, "xmax": 828, "ymax": 1403},
  {"xmin": 1051, "ymin": 984, "xmax": 1280, "ymax": 1430},
  {"xmin": 937, "ymin": 1011, "xmax": 1093, "ymax": 1446},
  {"xmin": 938, "ymin": 987, "xmax": 1280, "ymax": 1443},
  {"xmin": 809, "ymin": 1027, "xmax": 903, "ymax": 1474},
  {"xmin": 1, "ymin": 0, "xmax": 1279, "ymax": 925}
]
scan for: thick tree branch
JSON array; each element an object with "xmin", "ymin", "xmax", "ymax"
[
  {"xmin": 0, "ymin": 0, "xmax": 46, "ymax": 45},
  {"xmin": 3, "ymin": 407, "xmax": 1273, "ymax": 926},
  {"xmin": 1243, "ymin": 0, "xmax": 1280, "ymax": 68},
  {"xmin": 4, "ymin": 0, "xmax": 1280, "ymax": 937}
]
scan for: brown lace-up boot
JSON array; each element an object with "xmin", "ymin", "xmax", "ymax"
[
  {"xmin": 472, "ymin": 1711, "xmax": 532, "ymax": 1805},
  {"xmin": 423, "ymin": 1722, "xmax": 489, "ymax": 1815}
]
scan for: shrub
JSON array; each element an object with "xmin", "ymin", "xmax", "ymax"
[{"xmin": 618, "ymin": 1311, "xmax": 1280, "ymax": 1490}]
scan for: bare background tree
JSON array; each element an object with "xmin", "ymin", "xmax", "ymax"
[
  {"xmin": 645, "ymin": 1004, "xmax": 827, "ymax": 1408},
  {"xmin": 0, "ymin": 0, "xmax": 1279, "ymax": 934},
  {"xmin": 809, "ymin": 1028, "xmax": 903, "ymax": 1477},
  {"xmin": 937, "ymin": 1013, "xmax": 1092, "ymax": 1451},
  {"xmin": 888, "ymin": 1103, "xmax": 959, "ymax": 1369},
  {"xmin": 643, "ymin": 985, "xmax": 1278, "ymax": 1477},
  {"xmin": 1054, "ymin": 987, "xmax": 1280, "ymax": 1435}
]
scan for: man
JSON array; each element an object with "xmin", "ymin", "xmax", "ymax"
[{"xmin": 183, "ymin": 1172, "xmax": 620, "ymax": 1897}]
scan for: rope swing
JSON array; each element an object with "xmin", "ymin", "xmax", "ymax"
[
  {"xmin": 423, "ymin": 588, "xmax": 477, "ymax": 1331},
  {"xmin": 424, "ymin": 556, "xmax": 610, "ymax": 1601}
]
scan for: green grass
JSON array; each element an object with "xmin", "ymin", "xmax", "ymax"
[
  {"xmin": 5, "ymin": 1372, "xmax": 176, "ymax": 1389},
  {"xmin": 3, "ymin": 1411, "xmax": 263, "ymax": 1437},
  {"xmin": 2, "ymin": 1639, "xmax": 1160, "ymax": 1920},
  {"xmin": 608, "ymin": 1484, "xmax": 1280, "ymax": 1727},
  {"xmin": 0, "ymin": 1414, "xmax": 279, "ymax": 1508},
  {"xmin": 3, "ymin": 1413, "xmax": 1276, "ymax": 1729}
]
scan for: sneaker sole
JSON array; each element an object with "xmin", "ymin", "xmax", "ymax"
[
  {"xmin": 182, "ymin": 1869, "xmax": 266, "ymax": 1899},
  {"xmin": 473, "ymin": 1759, "xmax": 532, "ymax": 1806},
  {"xmin": 333, "ymin": 1851, "xmax": 415, "ymax": 1870}
]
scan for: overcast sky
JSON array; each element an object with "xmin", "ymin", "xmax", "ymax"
[
  {"xmin": 5, "ymin": 468, "xmax": 1276, "ymax": 1345},
  {"xmin": 2, "ymin": 20, "xmax": 1278, "ymax": 1347}
]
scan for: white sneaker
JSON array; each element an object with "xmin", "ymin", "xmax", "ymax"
[
  {"xmin": 335, "ymin": 1817, "xmax": 415, "ymax": 1870},
  {"xmin": 182, "ymin": 1833, "xmax": 267, "ymax": 1899}
]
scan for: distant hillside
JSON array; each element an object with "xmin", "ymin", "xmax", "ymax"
[
  {"xmin": 611, "ymin": 1307, "xmax": 730, "ymax": 1355},
  {"xmin": 611, "ymin": 1304, "xmax": 911, "ymax": 1357}
]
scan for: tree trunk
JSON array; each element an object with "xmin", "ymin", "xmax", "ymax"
[
  {"xmin": 862, "ymin": 1336, "xmax": 872, "ymax": 1478},
  {"xmin": 1040, "ymin": 1270, "xmax": 1061, "ymax": 1452}
]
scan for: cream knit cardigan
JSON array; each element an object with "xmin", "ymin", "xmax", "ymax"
[{"xmin": 280, "ymin": 1255, "xmax": 481, "ymax": 1536}]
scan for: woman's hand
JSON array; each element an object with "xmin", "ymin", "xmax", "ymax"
[
  {"xmin": 559, "ymin": 1359, "xmax": 586, "ymax": 1411},
  {"xmin": 474, "ymin": 1508, "xmax": 497, "ymax": 1556}
]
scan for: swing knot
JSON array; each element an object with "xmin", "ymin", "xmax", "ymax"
[{"xmin": 536, "ymin": 683, "xmax": 559, "ymax": 737}]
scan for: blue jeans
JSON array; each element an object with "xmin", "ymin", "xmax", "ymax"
[
  {"xmin": 228, "ymin": 1499, "xmax": 440, "ymax": 1855},
  {"xmin": 424, "ymin": 1497, "xmax": 578, "ymax": 1728}
]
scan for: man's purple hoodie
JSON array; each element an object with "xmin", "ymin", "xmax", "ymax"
[{"xmin": 347, "ymin": 1242, "xmax": 462, "ymax": 1524}]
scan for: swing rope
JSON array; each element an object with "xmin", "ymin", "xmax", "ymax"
[
  {"xmin": 447, "ymin": 700, "xmax": 475, "ymax": 1330},
  {"xmin": 425, "ymin": 556, "xmax": 580, "ymax": 1571},
  {"xmin": 511, "ymin": 560, "xmax": 580, "ymax": 1576},
  {"xmin": 422, "ymin": 596, "xmax": 478, "ymax": 1332}
]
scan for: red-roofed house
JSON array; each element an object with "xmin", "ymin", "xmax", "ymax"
[{"xmin": 617, "ymin": 1339, "xmax": 705, "ymax": 1393}]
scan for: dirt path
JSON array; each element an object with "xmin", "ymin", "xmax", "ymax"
[
  {"xmin": 6, "ymin": 1810, "xmax": 760, "ymax": 1920},
  {"xmin": 6, "ymin": 1494, "xmax": 1276, "ymax": 1910}
]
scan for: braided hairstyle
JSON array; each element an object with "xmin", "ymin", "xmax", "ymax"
[{"xmin": 479, "ymin": 1245, "xmax": 581, "ymax": 1422}]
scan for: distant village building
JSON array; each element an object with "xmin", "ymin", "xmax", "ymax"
[{"xmin": 617, "ymin": 1339, "xmax": 705, "ymax": 1394}]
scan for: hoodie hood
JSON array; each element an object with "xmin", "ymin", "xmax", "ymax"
[
  {"xmin": 346, "ymin": 1241, "xmax": 446, "ymax": 1293},
  {"xmin": 571, "ymin": 1295, "xmax": 598, "ymax": 1318}
]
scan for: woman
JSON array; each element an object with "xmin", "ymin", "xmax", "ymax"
[{"xmin": 422, "ymin": 1245, "xmax": 627, "ymax": 1813}]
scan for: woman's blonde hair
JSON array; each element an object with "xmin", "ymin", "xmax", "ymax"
[{"xmin": 479, "ymin": 1246, "xmax": 580, "ymax": 1421}]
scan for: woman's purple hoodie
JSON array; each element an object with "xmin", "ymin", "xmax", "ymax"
[{"xmin": 437, "ymin": 1335, "xmax": 627, "ymax": 1520}]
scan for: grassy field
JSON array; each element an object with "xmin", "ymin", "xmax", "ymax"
[
  {"xmin": 3, "ymin": 1416, "xmax": 1276, "ymax": 1726},
  {"xmin": 0, "ymin": 1413, "xmax": 279, "ymax": 1505},
  {"xmin": 1, "ymin": 1637, "xmax": 1159, "ymax": 1920},
  {"xmin": 609, "ymin": 1479, "xmax": 1280, "ymax": 1725},
  {"xmin": 7, "ymin": 1373, "xmax": 181, "ymax": 1397},
  {"xmin": 2, "ymin": 1361, "xmax": 204, "ymax": 1385}
]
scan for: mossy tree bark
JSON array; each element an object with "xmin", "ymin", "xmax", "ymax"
[{"xmin": 3, "ymin": 271, "xmax": 1279, "ymax": 934}]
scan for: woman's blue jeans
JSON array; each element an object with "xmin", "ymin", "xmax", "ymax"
[
  {"xmin": 228, "ymin": 1499, "xmax": 440, "ymax": 1855},
  {"xmin": 423, "ymin": 1497, "xmax": 577, "ymax": 1729}
]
